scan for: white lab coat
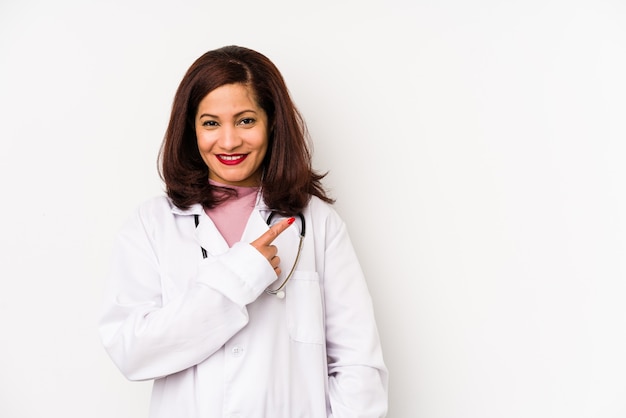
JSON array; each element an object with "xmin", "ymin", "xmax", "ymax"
[{"xmin": 99, "ymin": 194, "xmax": 388, "ymax": 418}]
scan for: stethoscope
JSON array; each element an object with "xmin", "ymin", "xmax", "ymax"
[{"xmin": 194, "ymin": 212, "xmax": 305, "ymax": 299}]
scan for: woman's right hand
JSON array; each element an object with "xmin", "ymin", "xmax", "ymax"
[{"xmin": 250, "ymin": 217, "xmax": 295, "ymax": 276}]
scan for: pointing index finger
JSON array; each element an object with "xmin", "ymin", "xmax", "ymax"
[{"xmin": 253, "ymin": 217, "xmax": 295, "ymax": 246}]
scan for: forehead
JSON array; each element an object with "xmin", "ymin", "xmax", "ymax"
[{"xmin": 198, "ymin": 83, "xmax": 259, "ymax": 110}]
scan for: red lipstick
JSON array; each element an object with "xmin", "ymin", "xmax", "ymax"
[{"xmin": 216, "ymin": 154, "xmax": 248, "ymax": 166}]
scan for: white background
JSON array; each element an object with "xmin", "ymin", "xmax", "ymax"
[{"xmin": 1, "ymin": 0, "xmax": 625, "ymax": 417}]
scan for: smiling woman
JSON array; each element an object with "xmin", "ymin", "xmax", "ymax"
[
  {"xmin": 98, "ymin": 45, "xmax": 388, "ymax": 418},
  {"xmin": 158, "ymin": 46, "xmax": 331, "ymax": 215}
]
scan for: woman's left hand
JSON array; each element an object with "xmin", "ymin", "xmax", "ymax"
[{"xmin": 250, "ymin": 217, "xmax": 295, "ymax": 276}]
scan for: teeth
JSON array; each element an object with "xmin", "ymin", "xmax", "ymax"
[{"xmin": 220, "ymin": 155, "xmax": 243, "ymax": 161}]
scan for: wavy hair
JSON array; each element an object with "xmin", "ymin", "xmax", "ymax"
[{"xmin": 158, "ymin": 45, "xmax": 333, "ymax": 214}]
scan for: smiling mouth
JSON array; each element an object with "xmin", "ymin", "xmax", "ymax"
[{"xmin": 217, "ymin": 154, "xmax": 247, "ymax": 165}]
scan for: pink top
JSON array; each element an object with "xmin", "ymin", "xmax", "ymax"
[{"xmin": 204, "ymin": 180, "xmax": 260, "ymax": 247}]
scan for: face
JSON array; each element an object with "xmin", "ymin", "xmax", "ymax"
[{"xmin": 195, "ymin": 83, "xmax": 269, "ymax": 187}]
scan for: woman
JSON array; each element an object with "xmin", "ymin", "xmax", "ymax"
[{"xmin": 99, "ymin": 45, "xmax": 388, "ymax": 418}]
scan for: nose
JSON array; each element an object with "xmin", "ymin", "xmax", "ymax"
[{"xmin": 219, "ymin": 125, "xmax": 242, "ymax": 151}]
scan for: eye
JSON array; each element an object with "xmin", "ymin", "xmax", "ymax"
[
  {"xmin": 238, "ymin": 118, "xmax": 255, "ymax": 126},
  {"xmin": 201, "ymin": 120, "xmax": 219, "ymax": 127}
]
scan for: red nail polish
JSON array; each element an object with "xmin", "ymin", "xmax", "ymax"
[{"xmin": 287, "ymin": 217, "xmax": 295, "ymax": 225}]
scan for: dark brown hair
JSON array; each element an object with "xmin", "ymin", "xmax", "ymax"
[{"xmin": 158, "ymin": 45, "xmax": 333, "ymax": 214}]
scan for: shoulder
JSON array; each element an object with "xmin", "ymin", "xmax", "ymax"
[
  {"xmin": 135, "ymin": 195, "xmax": 177, "ymax": 216},
  {"xmin": 121, "ymin": 195, "xmax": 194, "ymax": 234},
  {"xmin": 306, "ymin": 195, "xmax": 339, "ymax": 219},
  {"xmin": 128, "ymin": 195, "xmax": 176, "ymax": 224},
  {"xmin": 305, "ymin": 195, "xmax": 345, "ymax": 235}
]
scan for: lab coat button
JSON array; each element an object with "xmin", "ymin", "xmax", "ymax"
[{"xmin": 231, "ymin": 345, "xmax": 244, "ymax": 357}]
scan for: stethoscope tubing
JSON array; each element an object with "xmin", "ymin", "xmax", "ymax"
[{"xmin": 264, "ymin": 212, "xmax": 305, "ymax": 298}]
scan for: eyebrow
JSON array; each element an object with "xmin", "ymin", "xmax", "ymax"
[{"xmin": 197, "ymin": 109, "xmax": 258, "ymax": 119}]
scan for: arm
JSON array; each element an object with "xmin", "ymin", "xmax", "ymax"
[
  {"xmin": 323, "ymin": 215, "xmax": 389, "ymax": 417},
  {"xmin": 98, "ymin": 206, "xmax": 289, "ymax": 381}
]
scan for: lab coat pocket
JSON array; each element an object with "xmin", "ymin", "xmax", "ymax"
[{"xmin": 285, "ymin": 271, "xmax": 325, "ymax": 345}]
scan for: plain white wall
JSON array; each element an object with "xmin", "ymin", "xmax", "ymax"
[{"xmin": 1, "ymin": 0, "xmax": 625, "ymax": 417}]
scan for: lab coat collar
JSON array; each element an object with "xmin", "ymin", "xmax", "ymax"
[
  {"xmin": 170, "ymin": 202, "xmax": 204, "ymax": 216},
  {"xmin": 171, "ymin": 191, "xmax": 272, "ymax": 256}
]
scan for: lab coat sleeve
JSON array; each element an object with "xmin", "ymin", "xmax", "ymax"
[
  {"xmin": 98, "ymin": 204, "xmax": 277, "ymax": 381},
  {"xmin": 323, "ymin": 214, "xmax": 389, "ymax": 418}
]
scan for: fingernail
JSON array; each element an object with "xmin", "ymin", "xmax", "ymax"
[{"xmin": 287, "ymin": 217, "xmax": 295, "ymax": 225}]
